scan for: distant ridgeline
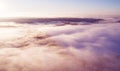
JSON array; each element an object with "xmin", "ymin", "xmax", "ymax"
[{"xmin": 0, "ymin": 18, "xmax": 104, "ymax": 24}]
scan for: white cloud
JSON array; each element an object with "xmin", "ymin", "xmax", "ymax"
[{"xmin": 0, "ymin": 20, "xmax": 120, "ymax": 71}]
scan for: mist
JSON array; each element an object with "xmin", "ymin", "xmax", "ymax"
[{"xmin": 0, "ymin": 18, "xmax": 120, "ymax": 71}]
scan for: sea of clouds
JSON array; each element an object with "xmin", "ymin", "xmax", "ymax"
[{"xmin": 0, "ymin": 18, "xmax": 120, "ymax": 71}]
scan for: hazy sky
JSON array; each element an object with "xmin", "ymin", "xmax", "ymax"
[{"xmin": 0, "ymin": 0, "xmax": 120, "ymax": 18}]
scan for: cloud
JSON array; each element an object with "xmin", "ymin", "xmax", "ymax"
[{"xmin": 0, "ymin": 19, "xmax": 120, "ymax": 71}]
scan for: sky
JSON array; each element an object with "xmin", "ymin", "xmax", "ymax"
[{"xmin": 0, "ymin": 0, "xmax": 120, "ymax": 18}]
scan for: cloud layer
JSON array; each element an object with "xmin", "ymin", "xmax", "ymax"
[{"xmin": 0, "ymin": 20, "xmax": 120, "ymax": 71}]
